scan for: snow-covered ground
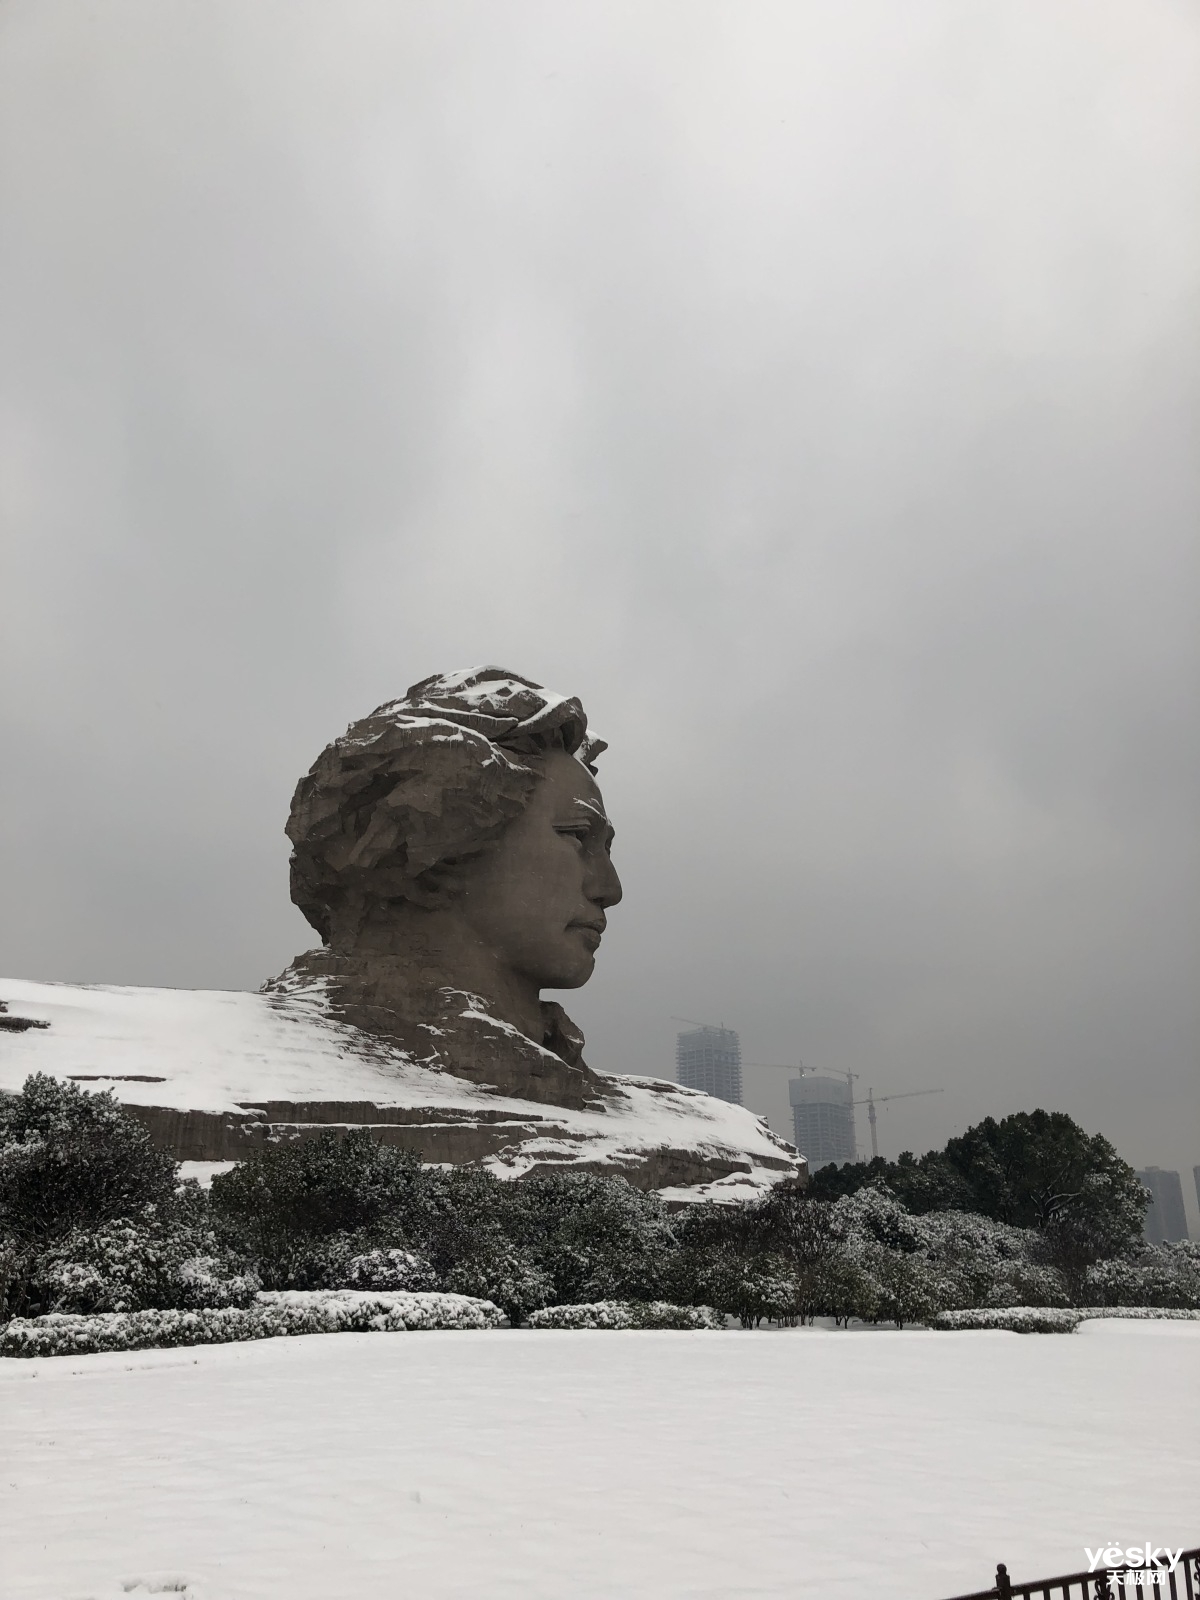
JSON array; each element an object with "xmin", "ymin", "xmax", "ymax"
[{"xmin": 2, "ymin": 1320, "xmax": 1196, "ymax": 1600}]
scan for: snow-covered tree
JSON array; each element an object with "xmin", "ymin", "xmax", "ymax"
[
  {"xmin": 829, "ymin": 1187, "xmax": 1069, "ymax": 1318},
  {"xmin": 506, "ymin": 1172, "xmax": 675, "ymax": 1305},
  {"xmin": 0, "ymin": 1074, "xmax": 177, "ymax": 1244},
  {"xmin": 1084, "ymin": 1241, "xmax": 1200, "ymax": 1309},
  {"xmin": 810, "ymin": 1110, "xmax": 1149, "ymax": 1280},
  {"xmin": 1, "ymin": 1075, "xmax": 181, "ymax": 1319}
]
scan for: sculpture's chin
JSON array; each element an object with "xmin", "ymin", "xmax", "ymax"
[{"xmin": 538, "ymin": 950, "xmax": 597, "ymax": 991}]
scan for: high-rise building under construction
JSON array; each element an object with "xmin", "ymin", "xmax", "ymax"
[
  {"xmin": 789, "ymin": 1075, "xmax": 856, "ymax": 1170},
  {"xmin": 675, "ymin": 1025, "xmax": 742, "ymax": 1105},
  {"xmin": 1136, "ymin": 1168, "xmax": 1190, "ymax": 1243}
]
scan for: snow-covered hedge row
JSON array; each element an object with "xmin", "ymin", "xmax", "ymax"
[
  {"xmin": 931, "ymin": 1305, "xmax": 1200, "ymax": 1334},
  {"xmin": 527, "ymin": 1300, "xmax": 724, "ymax": 1330},
  {"xmin": 0, "ymin": 1289, "xmax": 502, "ymax": 1357},
  {"xmin": 931, "ymin": 1307, "xmax": 1081, "ymax": 1333},
  {"xmin": 256, "ymin": 1290, "xmax": 503, "ymax": 1330},
  {"xmin": 1076, "ymin": 1305, "xmax": 1200, "ymax": 1322}
]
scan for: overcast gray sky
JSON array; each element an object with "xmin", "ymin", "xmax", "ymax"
[{"xmin": 2, "ymin": 0, "xmax": 1197, "ymax": 1217}]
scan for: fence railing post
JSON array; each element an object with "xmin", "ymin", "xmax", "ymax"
[{"xmin": 995, "ymin": 1564, "xmax": 1013, "ymax": 1599}]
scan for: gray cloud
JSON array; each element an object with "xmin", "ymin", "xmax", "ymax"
[{"xmin": 2, "ymin": 0, "xmax": 1197, "ymax": 1217}]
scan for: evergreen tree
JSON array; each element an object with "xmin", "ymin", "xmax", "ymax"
[
  {"xmin": 0, "ymin": 1074, "xmax": 176, "ymax": 1243},
  {"xmin": 209, "ymin": 1129, "xmax": 430, "ymax": 1285},
  {"xmin": 808, "ymin": 1108, "xmax": 1147, "ymax": 1264}
]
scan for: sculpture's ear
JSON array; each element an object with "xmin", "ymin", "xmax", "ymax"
[{"xmin": 404, "ymin": 853, "xmax": 483, "ymax": 911}]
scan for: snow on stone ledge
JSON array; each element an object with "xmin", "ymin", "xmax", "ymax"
[
  {"xmin": 0, "ymin": 978, "xmax": 801, "ymax": 1198},
  {"xmin": 178, "ymin": 1161, "xmax": 237, "ymax": 1188}
]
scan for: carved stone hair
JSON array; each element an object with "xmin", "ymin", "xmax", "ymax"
[{"xmin": 286, "ymin": 667, "xmax": 606, "ymax": 946}]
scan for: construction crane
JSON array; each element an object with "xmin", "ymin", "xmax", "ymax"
[
  {"xmin": 748, "ymin": 1066, "xmax": 943, "ymax": 1159},
  {"xmin": 670, "ymin": 1016, "xmax": 732, "ymax": 1031},
  {"xmin": 853, "ymin": 1087, "xmax": 944, "ymax": 1160},
  {"xmin": 746, "ymin": 1062, "xmax": 860, "ymax": 1096}
]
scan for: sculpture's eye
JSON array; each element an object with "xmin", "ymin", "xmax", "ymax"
[{"xmin": 554, "ymin": 824, "xmax": 590, "ymax": 846}]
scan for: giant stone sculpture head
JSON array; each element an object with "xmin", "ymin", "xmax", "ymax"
[{"xmin": 272, "ymin": 668, "xmax": 622, "ymax": 1108}]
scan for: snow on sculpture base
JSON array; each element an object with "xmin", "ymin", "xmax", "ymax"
[{"xmin": 0, "ymin": 978, "xmax": 800, "ymax": 1199}]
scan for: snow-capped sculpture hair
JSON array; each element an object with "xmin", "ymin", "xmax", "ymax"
[{"xmin": 287, "ymin": 667, "xmax": 607, "ymax": 946}]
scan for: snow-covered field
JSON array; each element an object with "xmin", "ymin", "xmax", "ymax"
[{"xmin": 2, "ymin": 1321, "xmax": 1196, "ymax": 1600}]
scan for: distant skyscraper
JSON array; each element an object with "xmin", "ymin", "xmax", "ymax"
[
  {"xmin": 1136, "ymin": 1168, "xmax": 1189, "ymax": 1243},
  {"xmin": 675, "ymin": 1026, "xmax": 742, "ymax": 1104},
  {"xmin": 1194, "ymin": 1166, "xmax": 1200, "ymax": 1216},
  {"xmin": 789, "ymin": 1075, "xmax": 856, "ymax": 1171}
]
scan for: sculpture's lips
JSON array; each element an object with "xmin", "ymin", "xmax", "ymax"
[{"xmin": 569, "ymin": 919, "xmax": 606, "ymax": 941}]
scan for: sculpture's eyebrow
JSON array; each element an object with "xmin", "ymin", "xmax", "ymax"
[
  {"xmin": 571, "ymin": 796, "xmax": 610, "ymax": 826},
  {"xmin": 561, "ymin": 795, "xmax": 615, "ymax": 844}
]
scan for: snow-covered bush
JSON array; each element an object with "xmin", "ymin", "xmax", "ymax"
[
  {"xmin": 626, "ymin": 1301, "xmax": 724, "ymax": 1329},
  {"xmin": 447, "ymin": 1239, "xmax": 553, "ymax": 1325},
  {"xmin": 223, "ymin": 1229, "xmax": 431, "ymax": 1294},
  {"xmin": 933, "ymin": 1304, "xmax": 1200, "ymax": 1333},
  {"xmin": 208, "ymin": 1131, "xmax": 436, "ymax": 1288},
  {"xmin": 527, "ymin": 1301, "xmax": 724, "ymax": 1330},
  {"xmin": 1083, "ymin": 1242, "xmax": 1200, "ymax": 1309},
  {"xmin": 829, "ymin": 1188, "xmax": 1068, "ymax": 1319},
  {"xmin": 29, "ymin": 1210, "xmax": 259, "ymax": 1315},
  {"xmin": 206, "ymin": 1137, "xmax": 674, "ymax": 1314},
  {"xmin": 340, "ymin": 1248, "xmax": 438, "ymax": 1293},
  {"xmin": 1075, "ymin": 1305, "xmax": 1200, "ymax": 1322},
  {"xmin": 911, "ymin": 1208, "xmax": 1069, "ymax": 1309},
  {"xmin": 257, "ymin": 1289, "xmax": 503, "ymax": 1331},
  {"xmin": 0, "ymin": 1289, "xmax": 503, "ymax": 1357},
  {"xmin": 932, "ymin": 1307, "xmax": 1081, "ymax": 1333}
]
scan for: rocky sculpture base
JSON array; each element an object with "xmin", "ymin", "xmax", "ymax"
[
  {"xmin": 263, "ymin": 949, "xmax": 610, "ymax": 1112},
  {"xmin": 0, "ymin": 979, "xmax": 802, "ymax": 1204}
]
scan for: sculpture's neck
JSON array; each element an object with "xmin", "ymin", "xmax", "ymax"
[
  {"xmin": 335, "ymin": 907, "xmax": 544, "ymax": 1045},
  {"xmin": 266, "ymin": 943, "xmax": 605, "ymax": 1110}
]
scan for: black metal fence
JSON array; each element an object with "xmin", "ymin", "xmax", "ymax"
[{"xmin": 942, "ymin": 1547, "xmax": 1200, "ymax": 1600}]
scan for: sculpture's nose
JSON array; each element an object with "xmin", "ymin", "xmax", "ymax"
[{"xmin": 588, "ymin": 850, "xmax": 623, "ymax": 910}]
